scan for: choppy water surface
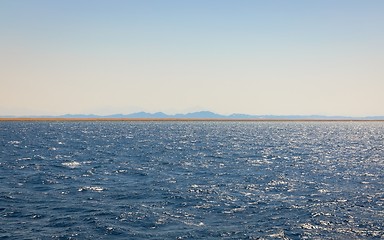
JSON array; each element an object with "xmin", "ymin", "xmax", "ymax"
[{"xmin": 0, "ymin": 121, "xmax": 383, "ymax": 239}]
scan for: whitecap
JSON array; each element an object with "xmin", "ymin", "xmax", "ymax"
[
  {"xmin": 269, "ymin": 229, "xmax": 288, "ymax": 238},
  {"xmin": 318, "ymin": 189, "xmax": 329, "ymax": 193},
  {"xmin": 301, "ymin": 223, "xmax": 319, "ymax": 230},
  {"xmin": 240, "ymin": 191, "xmax": 253, "ymax": 196},
  {"xmin": 182, "ymin": 221, "xmax": 204, "ymax": 227},
  {"xmin": 61, "ymin": 161, "xmax": 81, "ymax": 168},
  {"xmin": 155, "ymin": 218, "xmax": 167, "ymax": 225},
  {"xmin": 78, "ymin": 186, "xmax": 105, "ymax": 192},
  {"xmin": 267, "ymin": 180, "xmax": 288, "ymax": 186}
]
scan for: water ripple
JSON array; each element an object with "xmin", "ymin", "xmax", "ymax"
[{"xmin": 0, "ymin": 121, "xmax": 383, "ymax": 239}]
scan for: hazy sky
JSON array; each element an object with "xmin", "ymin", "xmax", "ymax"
[{"xmin": 1, "ymin": 1, "xmax": 383, "ymax": 116}]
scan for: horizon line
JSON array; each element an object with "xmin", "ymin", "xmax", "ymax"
[
  {"xmin": 1, "ymin": 111, "xmax": 384, "ymax": 121},
  {"xmin": 1, "ymin": 117, "xmax": 384, "ymax": 122}
]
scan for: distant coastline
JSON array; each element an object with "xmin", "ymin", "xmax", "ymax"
[
  {"xmin": 1, "ymin": 118, "xmax": 383, "ymax": 122},
  {"xmin": 1, "ymin": 111, "xmax": 383, "ymax": 121}
]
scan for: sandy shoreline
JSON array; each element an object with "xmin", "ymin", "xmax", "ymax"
[{"xmin": 0, "ymin": 118, "xmax": 382, "ymax": 122}]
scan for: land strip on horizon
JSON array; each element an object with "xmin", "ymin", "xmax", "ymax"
[
  {"xmin": 0, "ymin": 118, "xmax": 383, "ymax": 122},
  {"xmin": 1, "ymin": 110, "xmax": 384, "ymax": 121}
]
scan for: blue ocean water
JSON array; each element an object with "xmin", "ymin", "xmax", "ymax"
[{"xmin": 0, "ymin": 121, "xmax": 383, "ymax": 239}]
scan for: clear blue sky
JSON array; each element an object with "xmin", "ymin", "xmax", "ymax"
[{"xmin": 1, "ymin": 0, "xmax": 383, "ymax": 116}]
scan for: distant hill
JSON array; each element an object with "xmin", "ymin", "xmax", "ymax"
[
  {"xmin": 1, "ymin": 111, "xmax": 384, "ymax": 120},
  {"xmin": 107, "ymin": 112, "xmax": 384, "ymax": 120}
]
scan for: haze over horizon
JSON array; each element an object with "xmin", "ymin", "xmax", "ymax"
[{"xmin": 1, "ymin": 1, "xmax": 383, "ymax": 117}]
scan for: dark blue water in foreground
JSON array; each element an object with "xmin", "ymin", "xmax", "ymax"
[{"xmin": 0, "ymin": 121, "xmax": 383, "ymax": 239}]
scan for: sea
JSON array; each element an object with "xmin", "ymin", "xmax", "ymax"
[{"xmin": 0, "ymin": 121, "xmax": 383, "ymax": 239}]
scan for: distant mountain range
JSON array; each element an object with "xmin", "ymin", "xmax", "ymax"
[{"xmin": 3, "ymin": 111, "xmax": 383, "ymax": 120}]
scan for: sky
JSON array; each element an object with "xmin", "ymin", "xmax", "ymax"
[{"xmin": 1, "ymin": 0, "xmax": 383, "ymax": 117}]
